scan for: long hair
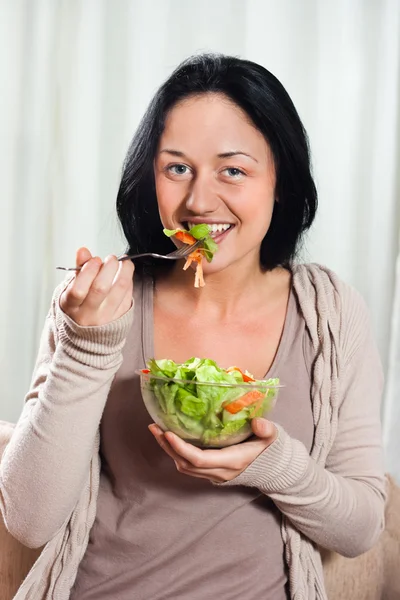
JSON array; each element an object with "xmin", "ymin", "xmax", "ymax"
[{"xmin": 116, "ymin": 53, "xmax": 317, "ymax": 270}]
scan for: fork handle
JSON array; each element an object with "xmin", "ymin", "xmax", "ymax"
[
  {"xmin": 55, "ymin": 240, "xmax": 202, "ymax": 271},
  {"xmin": 56, "ymin": 253, "xmax": 158, "ymax": 271},
  {"xmin": 118, "ymin": 253, "xmax": 148, "ymax": 262},
  {"xmin": 56, "ymin": 255, "xmax": 131, "ymax": 271}
]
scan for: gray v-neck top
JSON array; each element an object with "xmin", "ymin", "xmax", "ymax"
[{"xmin": 70, "ymin": 274, "xmax": 314, "ymax": 600}]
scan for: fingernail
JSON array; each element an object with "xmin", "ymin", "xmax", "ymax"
[{"xmin": 148, "ymin": 424, "xmax": 161, "ymax": 435}]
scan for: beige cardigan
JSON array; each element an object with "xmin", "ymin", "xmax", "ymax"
[{"xmin": 0, "ymin": 264, "xmax": 386, "ymax": 599}]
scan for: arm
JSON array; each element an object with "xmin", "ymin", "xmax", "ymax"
[
  {"xmin": 0, "ymin": 282, "xmax": 134, "ymax": 549},
  {"xmin": 219, "ymin": 289, "xmax": 386, "ymax": 557}
]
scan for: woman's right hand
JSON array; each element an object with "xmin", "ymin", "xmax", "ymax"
[{"xmin": 60, "ymin": 247, "xmax": 134, "ymax": 326}]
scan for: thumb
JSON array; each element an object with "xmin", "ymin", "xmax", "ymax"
[{"xmin": 251, "ymin": 418, "xmax": 277, "ymax": 441}]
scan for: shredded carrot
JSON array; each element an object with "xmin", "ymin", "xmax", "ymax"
[
  {"xmin": 183, "ymin": 249, "xmax": 205, "ymax": 288},
  {"xmin": 226, "ymin": 366, "xmax": 255, "ymax": 382},
  {"xmin": 195, "ymin": 262, "xmax": 204, "ymax": 288},
  {"xmin": 223, "ymin": 390, "xmax": 265, "ymax": 414},
  {"xmin": 174, "ymin": 231, "xmax": 197, "ymax": 245}
]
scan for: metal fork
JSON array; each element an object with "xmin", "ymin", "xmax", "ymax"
[{"xmin": 55, "ymin": 239, "xmax": 203, "ymax": 271}]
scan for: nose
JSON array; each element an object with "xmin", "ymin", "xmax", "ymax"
[{"xmin": 185, "ymin": 172, "xmax": 219, "ymax": 215}]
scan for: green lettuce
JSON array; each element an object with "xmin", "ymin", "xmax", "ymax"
[
  {"xmin": 163, "ymin": 224, "xmax": 218, "ymax": 263},
  {"xmin": 147, "ymin": 357, "xmax": 279, "ymax": 447}
]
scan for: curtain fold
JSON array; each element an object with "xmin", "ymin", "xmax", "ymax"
[{"xmin": 384, "ymin": 243, "xmax": 400, "ymax": 482}]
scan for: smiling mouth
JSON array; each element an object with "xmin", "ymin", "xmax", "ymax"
[{"xmin": 183, "ymin": 222, "xmax": 234, "ymax": 237}]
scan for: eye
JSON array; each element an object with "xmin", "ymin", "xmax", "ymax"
[
  {"xmin": 222, "ymin": 167, "xmax": 246, "ymax": 178},
  {"xmin": 166, "ymin": 164, "xmax": 191, "ymax": 176}
]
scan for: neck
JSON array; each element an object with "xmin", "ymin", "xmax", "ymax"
[{"xmin": 155, "ymin": 254, "xmax": 289, "ymax": 320}]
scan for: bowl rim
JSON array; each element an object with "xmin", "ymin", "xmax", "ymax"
[{"xmin": 136, "ymin": 369, "xmax": 283, "ymax": 389}]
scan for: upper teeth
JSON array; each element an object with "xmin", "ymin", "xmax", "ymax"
[{"xmin": 188, "ymin": 222, "xmax": 231, "ymax": 233}]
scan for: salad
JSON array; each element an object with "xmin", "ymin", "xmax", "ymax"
[
  {"xmin": 163, "ymin": 224, "xmax": 218, "ymax": 288},
  {"xmin": 140, "ymin": 357, "xmax": 279, "ymax": 447}
]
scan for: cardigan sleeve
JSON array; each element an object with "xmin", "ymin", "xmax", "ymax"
[
  {"xmin": 0, "ymin": 280, "xmax": 134, "ymax": 548},
  {"xmin": 217, "ymin": 284, "xmax": 386, "ymax": 558}
]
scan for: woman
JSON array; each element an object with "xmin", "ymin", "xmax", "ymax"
[{"xmin": 0, "ymin": 54, "xmax": 386, "ymax": 600}]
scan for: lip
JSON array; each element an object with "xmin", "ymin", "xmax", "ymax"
[{"xmin": 181, "ymin": 217, "xmax": 235, "ymax": 227}]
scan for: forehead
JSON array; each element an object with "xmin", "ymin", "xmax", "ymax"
[{"xmin": 159, "ymin": 93, "xmax": 269, "ymax": 157}]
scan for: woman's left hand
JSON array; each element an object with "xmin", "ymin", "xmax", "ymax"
[{"xmin": 148, "ymin": 418, "xmax": 278, "ymax": 483}]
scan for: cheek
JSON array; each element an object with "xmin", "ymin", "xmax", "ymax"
[{"xmin": 232, "ymin": 181, "xmax": 275, "ymax": 229}]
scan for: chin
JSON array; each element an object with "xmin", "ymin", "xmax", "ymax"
[
  {"xmin": 200, "ymin": 244, "xmax": 262, "ymax": 276},
  {"xmin": 200, "ymin": 255, "xmax": 238, "ymax": 276}
]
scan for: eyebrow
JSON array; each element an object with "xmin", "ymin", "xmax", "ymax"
[
  {"xmin": 217, "ymin": 151, "xmax": 258, "ymax": 163},
  {"xmin": 159, "ymin": 149, "xmax": 258, "ymax": 163}
]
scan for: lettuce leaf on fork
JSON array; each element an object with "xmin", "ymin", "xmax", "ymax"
[{"xmin": 163, "ymin": 224, "xmax": 218, "ymax": 287}]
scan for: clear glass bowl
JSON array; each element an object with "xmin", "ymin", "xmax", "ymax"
[{"xmin": 138, "ymin": 371, "xmax": 281, "ymax": 448}]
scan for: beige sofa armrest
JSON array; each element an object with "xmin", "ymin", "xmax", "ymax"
[
  {"xmin": 383, "ymin": 475, "xmax": 400, "ymax": 600},
  {"xmin": 322, "ymin": 474, "xmax": 400, "ymax": 600}
]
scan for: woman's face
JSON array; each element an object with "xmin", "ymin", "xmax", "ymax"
[{"xmin": 154, "ymin": 93, "xmax": 276, "ymax": 274}]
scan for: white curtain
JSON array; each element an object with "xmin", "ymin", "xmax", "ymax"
[
  {"xmin": 384, "ymin": 249, "xmax": 400, "ymax": 479},
  {"xmin": 1, "ymin": 0, "xmax": 399, "ymax": 478}
]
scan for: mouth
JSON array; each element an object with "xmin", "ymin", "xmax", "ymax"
[{"xmin": 183, "ymin": 221, "xmax": 235, "ymax": 239}]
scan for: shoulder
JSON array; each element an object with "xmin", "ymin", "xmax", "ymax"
[
  {"xmin": 292, "ymin": 263, "xmax": 368, "ymax": 313},
  {"xmin": 291, "ymin": 263, "xmax": 372, "ymax": 361}
]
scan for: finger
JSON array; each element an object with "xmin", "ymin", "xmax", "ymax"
[
  {"xmin": 149, "ymin": 426, "xmax": 193, "ymax": 469},
  {"xmin": 76, "ymin": 246, "xmax": 93, "ymax": 269},
  {"xmin": 164, "ymin": 431, "xmax": 231, "ymax": 469},
  {"xmin": 251, "ymin": 418, "xmax": 277, "ymax": 441},
  {"xmin": 149, "ymin": 424, "xmax": 164, "ymax": 436},
  {"xmin": 148, "ymin": 425, "xmax": 180, "ymax": 460},
  {"xmin": 117, "ymin": 283, "xmax": 134, "ymax": 315},
  {"xmin": 101, "ymin": 258, "xmax": 134, "ymax": 314},
  {"xmin": 61, "ymin": 256, "xmax": 103, "ymax": 309},
  {"xmin": 82, "ymin": 255, "xmax": 120, "ymax": 310},
  {"xmin": 165, "ymin": 430, "xmax": 272, "ymax": 472},
  {"xmin": 149, "ymin": 427, "xmax": 231, "ymax": 482}
]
